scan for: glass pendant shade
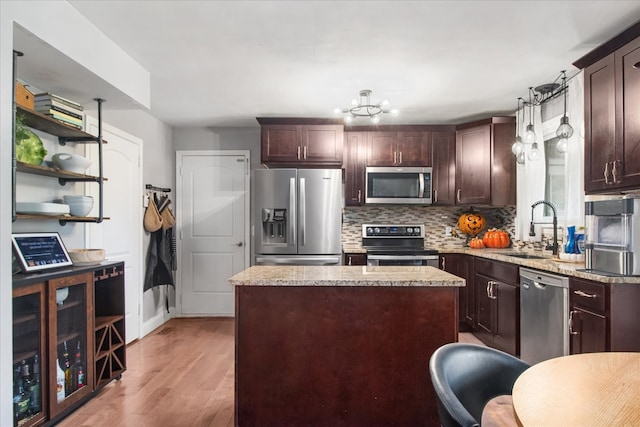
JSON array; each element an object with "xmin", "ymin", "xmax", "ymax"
[
  {"xmin": 344, "ymin": 115, "xmax": 353, "ymax": 124},
  {"xmin": 556, "ymin": 116, "xmax": 574, "ymax": 139},
  {"xmin": 557, "ymin": 138, "xmax": 568, "ymax": 153},
  {"xmin": 370, "ymin": 115, "xmax": 380, "ymax": 124},
  {"xmin": 524, "ymin": 124, "xmax": 536, "ymax": 144},
  {"xmin": 516, "ymin": 151, "xmax": 525, "ymax": 165},
  {"xmin": 511, "ymin": 137, "xmax": 524, "ymax": 155},
  {"xmin": 389, "ymin": 108, "xmax": 399, "ymax": 117},
  {"xmin": 528, "ymin": 142, "xmax": 541, "ymax": 161}
]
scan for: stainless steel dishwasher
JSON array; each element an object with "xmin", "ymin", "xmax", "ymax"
[{"xmin": 520, "ymin": 267, "xmax": 569, "ymax": 365}]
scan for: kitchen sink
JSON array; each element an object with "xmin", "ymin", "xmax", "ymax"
[{"xmin": 505, "ymin": 253, "xmax": 548, "ymax": 260}]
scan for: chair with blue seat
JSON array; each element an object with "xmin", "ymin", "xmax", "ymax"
[{"xmin": 429, "ymin": 342, "xmax": 530, "ymax": 427}]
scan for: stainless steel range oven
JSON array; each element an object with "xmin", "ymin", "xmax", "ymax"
[{"xmin": 362, "ymin": 224, "xmax": 439, "ymax": 267}]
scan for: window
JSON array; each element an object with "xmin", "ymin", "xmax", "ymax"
[{"xmin": 543, "ymin": 136, "xmax": 565, "ymax": 218}]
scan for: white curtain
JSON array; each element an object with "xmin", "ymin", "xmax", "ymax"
[
  {"xmin": 562, "ymin": 71, "xmax": 585, "ymax": 230},
  {"xmin": 515, "ymin": 103, "xmax": 546, "ymax": 241}
]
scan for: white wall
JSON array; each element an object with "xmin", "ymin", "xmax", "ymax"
[{"xmin": 1, "ymin": 2, "xmax": 150, "ymax": 423}]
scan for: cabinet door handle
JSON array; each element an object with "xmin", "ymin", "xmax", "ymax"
[
  {"xmin": 456, "ymin": 189, "xmax": 461, "ymax": 203},
  {"xmin": 297, "ymin": 146, "xmax": 301, "ymax": 160},
  {"xmin": 612, "ymin": 160, "xmax": 621, "ymax": 184},
  {"xmin": 347, "ymin": 256, "xmax": 352, "ymax": 266},
  {"xmin": 603, "ymin": 162, "xmax": 611, "ymax": 184},
  {"xmin": 434, "ymin": 190, "xmax": 438, "ymax": 203},
  {"xmin": 573, "ymin": 290, "xmax": 597, "ymax": 299},
  {"xmin": 303, "ymin": 145, "xmax": 308, "ymax": 160},
  {"xmin": 569, "ymin": 310, "xmax": 579, "ymax": 335},
  {"xmin": 394, "ymin": 152, "xmax": 398, "ymax": 165},
  {"xmin": 399, "ymin": 151, "xmax": 403, "ymax": 165},
  {"xmin": 486, "ymin": 282, "xmax": 491, "ymax": 298},
  {"xmin": 357, "ymin": 190, "xmax": 361, "ymax": 203},
  {"xmin": 490, "ymin": 282, "xmax": 498, "ymax": 299},
  {"xmin": 441, "ymin": 257, "xmax": 446, "ymax": 271}
]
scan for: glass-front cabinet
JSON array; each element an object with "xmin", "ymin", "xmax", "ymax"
[
  {"xmin": 13, "ymin": 283, "xmax": 47, "ymax": 427},
  {"xmin": 48, "ymin": 273, "xmax": 93, "ymax": 418}
]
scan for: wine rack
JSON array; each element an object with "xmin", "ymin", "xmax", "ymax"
[{"xmin": 94, "ymin": 316, "xmax": 125, "ymax": 388}]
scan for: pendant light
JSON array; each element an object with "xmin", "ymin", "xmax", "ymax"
[
  {"xmin": 556, "ymin": 70, "xmax": 574, "ymax": 153},
  {"xmin": 511, "ymin": 98, "xmax": 524, "ymax": 156},
  {"xmin": 523, "ymin": 87, "xmax": 537, "ymax": 145}
]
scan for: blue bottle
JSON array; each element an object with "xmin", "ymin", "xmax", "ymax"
[{"xmin": 565, "ymin": 225, "xmax": 577, "ymax": 254}]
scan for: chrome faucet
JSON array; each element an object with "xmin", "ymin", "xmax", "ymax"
[{"xmin": 529, "ymin": 200, "xmax": 559, "ymax": 257}]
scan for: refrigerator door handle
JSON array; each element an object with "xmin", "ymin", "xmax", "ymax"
[
  {"xmin": 299, "ymin": 177, "xmax": 306, "ymax": 246},
  {"xmin": 289, "ymin": 177, "xmax": 296, "ymax": 247}
]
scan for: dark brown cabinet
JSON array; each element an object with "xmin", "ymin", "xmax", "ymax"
[
  {"xmin": 440, "ymin": 253, "xmax": 473, "ymax": 331},
  {"xmin": 259, "ymin": 122, "xmax": 344, "ymax": 166},
  {"xmin": 13, "ymin": 283, "xmax": 47, "ymax": 427},
  {"xmin": 367, "ymin": 131, "xmax": 430, "ymax": 166},
  {"xmin": 473, "ymin": 258, "xmax": 519, "ymax": 356},
  {"xmin": 455, "ymin": 117, "xmax": 515, "ymax": 206},
  {"xmin": 569, "ymin": 276, "xmax": 640, "ymax": 354},
  {"xmin": 582, "ymin": 33, "xmax": 640, "ymax": 193},
  {"xmin": 343, "ymin": 253, "xmax": 367, "ymax": 266},
  {"xmin": 343, "ymin": 132, "xmax": 367, "ymax": 206},
  {"xmin": 13, "ymin": 262, "xmax": 126, "ymax": 425},
  {"xmin": 431, "ymin": 131, "xmax": 456, "ymax": 205},
  {"xmin": 48, "ymin": 273, "xmax": 94, "ymax": 418}
]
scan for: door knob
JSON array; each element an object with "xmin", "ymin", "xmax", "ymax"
[{"xmin": 233, "ymin": 241, "xmax": 243, "ymax": 247}]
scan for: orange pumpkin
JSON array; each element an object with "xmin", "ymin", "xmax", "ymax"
[
  {"xmin": 482, "ymin": 228, "xmax": 511, "ymax": 249},
  {"xmin": 469, "ymin": 237, "xmax": 485, "ymax": 249},
  {"xmin": 457, "ymin": 211, "xmax": 486, "ymax": 236}
]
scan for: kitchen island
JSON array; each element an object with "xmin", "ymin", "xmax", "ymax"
[{"xmin": 229, "ymin": 265, "xmax": 465, "ymax": 427}]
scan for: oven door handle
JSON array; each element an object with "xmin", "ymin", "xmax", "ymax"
[{"xmin": 367, "ymin": 254, "xmax": 438, "ymax": 261}]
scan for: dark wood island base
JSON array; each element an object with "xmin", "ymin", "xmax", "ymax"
[{"xmin": 235, "ymin": 284, "xmax": 458, "ymax": 426}]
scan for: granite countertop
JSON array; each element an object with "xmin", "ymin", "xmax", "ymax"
[
  {"xmin": 229, "ymin": 265, "xmax": 465, "ymax": 287},
  {"xmin": 342, "ymin": 244, "xmax": 640, "ymax": 284}
]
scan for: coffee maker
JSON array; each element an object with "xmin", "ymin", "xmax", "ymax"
[{"xmin": 585, "ymin": 195, "xmax": 640, "ymax": 276}]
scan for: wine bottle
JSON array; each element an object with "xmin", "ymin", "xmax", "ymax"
[
  {"xmin": 74, "ymin": 340, "xmax": 85, "ymax": 389},
  {"xmin": 63, "ymin": 341, "xmax": 72, "ymax": 395},
  {"xmin": 20, "ymin": 360, "xmax": 33, "ymax": 415},
  {"xmin": 30, "ymin": 354, "xmax": 42, "ymax": 413},
  {"xmin": 56, "ymin": 358, "xmax": 65, "ymax": 403}
]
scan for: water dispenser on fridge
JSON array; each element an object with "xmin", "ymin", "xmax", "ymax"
[{"xmin": 585, "ymin": 195, "xmax": 640, "ymax": 276}]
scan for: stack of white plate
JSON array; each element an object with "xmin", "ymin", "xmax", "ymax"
[{"xmin": 16, "ymin": 202, "xmax": 70, "ymax": 216}]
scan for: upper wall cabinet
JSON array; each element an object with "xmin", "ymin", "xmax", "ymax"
[
  {"xmin": 344, "ymin": 131, "xmax": 367, "ymax": 206},
  {"xmin": 431, "ymin": 131, "xmax": 456, "ymax": 205},
  {"xmin": 578, "ymin": 29, "xmax": 640, "ymax": 194},
  {"xmin": 366, "ymin": 131, "xmax": 431, "ymax": 166},
  {"xmin": 455, "ymin": 117, "xmax": 515, "ymax": 206},
  {"xmin": 257, "ymin": 118, "xmax": 344, "ymax": 167}
]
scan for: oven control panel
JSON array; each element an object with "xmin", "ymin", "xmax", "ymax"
[{"xmin": 362, "ymin": 224, "xmax": 424, "ymax": 238}]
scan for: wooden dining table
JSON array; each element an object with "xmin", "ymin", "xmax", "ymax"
[{"xmin": 512, "ymin": 352, "xmax": 640, "ymax": 426}]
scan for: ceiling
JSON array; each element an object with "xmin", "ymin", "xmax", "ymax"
[{"xmin": 50, "ymin": 1, "xmax": 640, "ymax": 128}]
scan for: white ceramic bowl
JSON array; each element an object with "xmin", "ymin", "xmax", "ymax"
[
  {"xmin": 68, "ymin": 249, "xmax": 105, "ymax": 266},
  {"xmin": 56, "ymin": 287, "xmax": 69, "ymax": 305},
  {"xmin": 63, "ymin": 195, "xmax": 93, "ymax": 216},
  {"xmin": 52, "ymin": 153, "xmax": 92, "ymax": 174}
]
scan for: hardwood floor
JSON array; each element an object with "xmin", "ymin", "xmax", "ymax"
[
  {"xmin": 58, "ymin": 318, "xmax": 235, "ymax": 427},
  {"xmin": 58, "ymin": 319, "xmax": 515, "ymax": 427}
]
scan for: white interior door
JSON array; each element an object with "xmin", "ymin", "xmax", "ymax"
[
  {"xmin": 85, "ymin": 117, "xmax": 142, "ymax": 344},
  {"xmin": 177, "ymin": 151, "xmax": 249, "ymax": 316}
]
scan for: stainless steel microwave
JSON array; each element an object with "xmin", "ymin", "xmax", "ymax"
[{"xmin": 365, "ymin": 166, "xmax": 432, "ymax": 205}]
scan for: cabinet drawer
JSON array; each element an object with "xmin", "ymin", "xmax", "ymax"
[
  {"xmin": 570, "ymin": 277, "xmax": 607, "ymax": 313},
  {"xmin": 474, "ymin": 258, "xmax": 519, "ymax": 284}
]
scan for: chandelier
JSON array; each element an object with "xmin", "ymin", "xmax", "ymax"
[
  {"xmin": 511, "ymin": 70, "xmax": 574, "ymax": 162},
  {"xmin": 334, "ymin": 89, "xmax": 398, "ymax": 124}
]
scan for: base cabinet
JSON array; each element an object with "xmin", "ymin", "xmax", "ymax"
[
  {"xmin": 473, "ymin": 258, "xmax": 519, "ymax": 356},
  {"xmin": 569, "ymin": 276, "xmax": 640, "ymax": 354},
  {"xmin": 343, "ymin": 252, "xmax": 367, "ymax": 266},
  {"xmin": 440, "ymin": 253, "xmax": 473, "ymax": 331},
  {"xmin": 13, "ymin": 283, "xmax": 47, "ymax": 427},
  {"xmin": 13, "ymin": 262, "xmax": 125, "ymax": 425}
]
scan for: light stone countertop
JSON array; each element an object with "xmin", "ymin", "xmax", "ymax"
[
  {"xmin": 342, "ymin": 244, "xmax": 640, "ymax": 284},
  {"xmin": 229, "ymin": 265, "xmax": 465, "ymax": 287}
]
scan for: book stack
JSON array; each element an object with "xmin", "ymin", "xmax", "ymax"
[{"xmin": 34, "ymin": 93, "xmax": 84, "ymax": 129}]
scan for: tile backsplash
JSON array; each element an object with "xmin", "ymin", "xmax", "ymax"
[{"xmin": 342, "ymin": 205, "xmax": 559, "ymax": 251}]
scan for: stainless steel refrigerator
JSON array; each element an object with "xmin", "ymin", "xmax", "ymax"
[{"xmin": 254, "ymin": 168, "xmax": 342, "ymax": 265}]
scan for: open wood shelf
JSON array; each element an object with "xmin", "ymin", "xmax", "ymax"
[
  {"xmin": 17, "ymin": 161, "xmax": 106, "ymax": 182},
  {"xmin": 17, "ymin": 105, "xmax": 102, "ymax": 143}
]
